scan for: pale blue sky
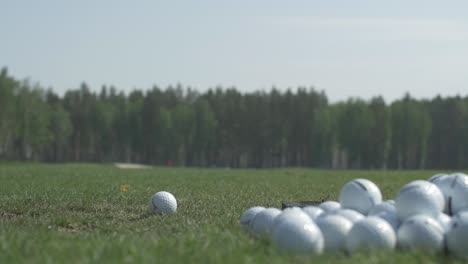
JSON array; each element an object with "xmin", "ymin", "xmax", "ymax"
[{"xmin": 1, "ymin": 0, "xmax": 467, "ymax": 102}]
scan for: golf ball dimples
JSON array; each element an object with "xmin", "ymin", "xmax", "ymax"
[
  {"xmin": 302, "ymin": 206, "xmax": 324, "ymax": 221},
  {"xmin": 150, "ymin": 191, "xmax": 177, "ymax": 215},
  {"xmin": 271, "ymin": 215, "xmax": 324, "ymax": 254},
  {"xmin": 345, "ymin": 216, "xmax": 396, "ymax": 253},
  {"xmin": 240, "ymin": 206, "xmax": 265, "ymax": 233},
  {"xmin": 250, "ymin": 208, "xmax": 281, "ymax": 238},
  {"xmin": 319, "ymin": 201, "xmax": 341, "ymax": 212},
  {"xmin": 316, "ymin": 214, "xmax": 353, "ymax": 252},
  {"xmin": 397, "ymin": 215, "xmax": 445, "ymax": 252},
  {"xmin": 446, "ymin": 211, "xmax": 468, "ymax": 258},
  {"xmin": 339, "ymin": 178, "xmax": 382, "ymax": 215},
  {"xmin": 395, "ymin": 180, "xmax": 444, "ymax": 220}
]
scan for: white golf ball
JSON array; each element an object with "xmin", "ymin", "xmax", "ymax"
[
  {"xmin": 447, "ymin": 211, "xmax": 468, "ymax": 258},
  {"xmin": 316, "ymin": 214, "xmax": 353, "ymax": 252},
  {"xmin": 271, "ymin": 215, "xmax": 324, "ymax": 254},
  {"xmin": 240, "ymin": 206, "xmax": 265, "ymax": 233},
  {"xmin": 369, "ymin": 200, "xmax": 397, "ymax": 216},
  {"xmin": 431, "ymin": 173, "xmax": 468, "ymax": 215},
  {"xmin": 429, "ymin": 173, "xmax": 456, "ymax": 213},
  {"xmin": 345, "ymin": 216, "xmax": 396, "ymax": 253},
  {"xmin": 319, "ymin": 201, "xmax": 341, "ymax": 212},
  {"xmin": 395, "ymin": 180, "xmax": 444, "ymax": 220},
  {"xmin": 397, "ymin": 214, "xmax": 445, "ymax": 252},
  {"xmin": 329, "ymin": 209, "xmax": 364, "ymax": 224},
  {"xmin": 250, "ymin": 208, "xmax": 281, "ymax": 238},
  {"xmin": 451, "ymin": 172, "xmax": 468, "ymax": 177},
  {"xmin": 273, "ymin": 207, "xmax": 312, "ymax": 229},
  {"xmin": 149, "ymin": 191, "xmax": 177, "ymax": 215},
  {"xmin": 339, "ymin": 178, "xmax": 382, "ymax": 215},
  {"xmin": 373, "ymin": 211, "xmax": 401, "ymax": 232},
  {"xmin": 435, "ymin": 212, "xmax": 451, "ymax": 232},
  {"xmin": 428, "ymin": 173, "xmax": 449, "ymax": 183},
  {"xmin": 302, "ymin": 206, "xmax": 324, "ymax": 221},
  {"xmin": 450, "ymin": 173, "xmax": 468, "ymax": 215}
]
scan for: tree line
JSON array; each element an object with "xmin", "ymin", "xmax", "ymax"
[{"xmin": 0, "ymin": 67, "xmax": 467, "ymax": 169}]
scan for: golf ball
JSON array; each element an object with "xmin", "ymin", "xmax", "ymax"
[
  {"xmin": 302, "ymin": 206, "xmax": 324, "ymax": 221},
  {"xmin": 150, "ymin": 191, "xmax": 177, "ymax": 215},
  {"xmin": 271, "ymin": 214, "xmax": 324, "ymax": 254},
  {"xmin": 319, "ymin": 201, "xmax": 341, "ymax": 212},
  {"xmin": 397, "ymin": 214, "xmax": 445, "ymax": 252},
  {"xmin": 329, "ymin": 209, "xmax": 365, "ymax": 224},
  {"xmin": 433, "ymin": 173, "xmax": 468, "ymax": 215},
  {"xmin": 346, "ymin": 216, "xmax": 396, "ymax": 253},
  {"xmin": 316, "ymin": 214, "xmax": 353, "ymax": 252},
  {"xmin": 240, "ymin": 206, "xmax": 265, "ymax": 233},
  {"xmin": 395, "ymin": 180, "xmax": 444, "ymax": 220},
  {"xmin": 447, "ymin": 211, "xmax": 468, "ymax": 258},
  {"xmin": 339, "ymin": 178, "xmax": 382, "ymax": 215},
  {"xmin": 250, "ymin": 208, "xmax": 281, "ymax": 238}
]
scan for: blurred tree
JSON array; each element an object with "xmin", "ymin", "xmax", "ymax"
[
  {"xmin": 389, "ymin": 94, "xmax": 431, "ymax": 169},
  {"xmin": 13, "ymin": 81, "xmax": 52, "ymax": 160},
  {"xmin": 365, "ymin": 97, "xmax": 391, "ymax": 169},
  {"xmin": 46, "ymin": 90, "xmax": 72, "ymax": 162},
  {"xmin": 191, "ymin": 98, "xmax": 217, "ymax": 166},
  {"xmin": 336, "ymin": 99, "xmax": 373, "ymax": 169},
  {"xmin": 0, "ymin": 68, "xmax": 18, "ymax": 159},
  {"xmin": 63, "ymin": 83, "xmax": 97, "ymax": 161},
  {"xmin": 127, "ymin": 90, "xmax": 145, "ymax": 162},
  {"xmin": 2, "ymin": 68, "xmax": 468, "ymax": 169},
  {"xmin": 427, "ymin": 96, "xmax": 466, "ymax": 169}
]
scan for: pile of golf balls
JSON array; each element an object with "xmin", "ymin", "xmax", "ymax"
[{"xmin": 240, "ymin": 173, "xmax": 468, "ymax": 258}]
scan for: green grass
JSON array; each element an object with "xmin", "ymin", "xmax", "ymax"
[{"xmin": 0, "ymin": 163, "xmax": 465, "ymax": 263}]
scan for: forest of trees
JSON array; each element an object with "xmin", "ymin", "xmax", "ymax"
[{"xmin": 1, "ymin": 67, "xmax": 467, "ymax": 169}]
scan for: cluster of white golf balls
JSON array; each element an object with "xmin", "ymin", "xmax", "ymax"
[{"xmin": 240, "ymin": 173, "xmax": 468, "ymax": 258}]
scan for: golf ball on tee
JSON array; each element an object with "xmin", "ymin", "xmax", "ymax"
[{"xmin": 150, "ymin": 191, "xmax": 177, "ymax": 215}]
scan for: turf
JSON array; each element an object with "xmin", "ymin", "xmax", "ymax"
[{"xmin": 0, "ymin": 163, "xmax": 465, "ymax": 263}]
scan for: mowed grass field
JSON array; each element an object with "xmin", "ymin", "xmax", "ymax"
[{"xmin": 0, "ymin": 163, "xmax": 465, "ymax": 263}]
